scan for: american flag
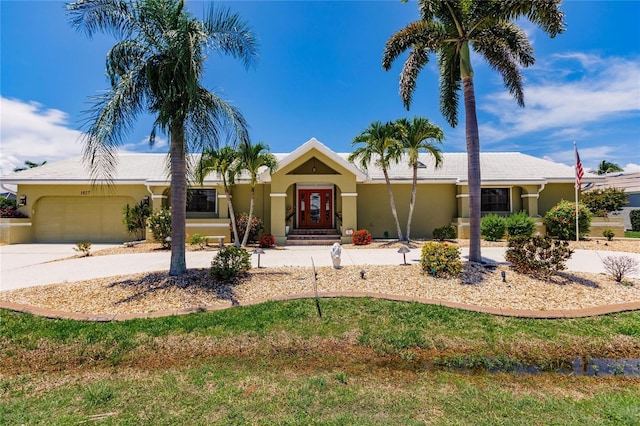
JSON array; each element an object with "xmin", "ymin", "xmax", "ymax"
[{"xmin": 575, "ymin": 146, "xmax": 584, "ymax": 189}]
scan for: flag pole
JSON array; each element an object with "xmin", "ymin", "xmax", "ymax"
[{"xmin": 574, "ymin": 142, "xmax": 580, "ymax": 242}]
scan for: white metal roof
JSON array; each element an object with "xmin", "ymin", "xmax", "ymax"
[{"xmin": 0, "ymin": 144, "xmax": 587, "ymax": 186}]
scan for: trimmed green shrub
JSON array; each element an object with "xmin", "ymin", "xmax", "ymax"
[
  {"xmin": 581, "ymin": 187, "xmax": 628, "ymax": 216},
  {"xmin": 481, "ymin": 214, "xmax": 506, "ymax": 241},
  {"xmin": 543, "ymin": 200, "xmax": 591, "ymax": 240},
  {"xmin": 602, "ymin": 228, "xmax": 615, "ymax": 241},
  {"xmin": 505, "ymin": 236, "xmax": 573, "ymax": 278},
  {"xmin": 235, "ymin": 213, "xmax": 264, "ymax": 244},
  {"xmin": 506, "ymin": 211, "xmax": 536, "ymax": 238},
  {"xmin": 189, "ymin": 233, "xmax": 208, "ymax": 249},
  {"xmin": 432, "ymin": 224, "xmax": 457, "ymax": 241},
  {"xmin": 631, "ymin": 210, "xmax": 640, "ymax": 232},
  {"xmin": 351, "ymin": 229, "xmax": 372, "ymax": 245},
  {"xmin": 147, "ymin": 208, "xmax": 172, "ymax": 248},
  {"xmin": 259, "ymin": 234, "xmax": 275, "ymax": 248},
  {"xmin": 420, "ymin": 242, "xmax": 462, "ymax": 277},
  {"xmin": 123, "ymin": 200, "xmax": 151, "ymax": 241},
  {"xmin": 210, "ymin": 246, "xmax": 251, "ymax": 281}
]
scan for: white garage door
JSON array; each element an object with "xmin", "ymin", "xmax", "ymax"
[{"xmin": 35, "ymin": 196, "xmax": 133, "ymax": 243}]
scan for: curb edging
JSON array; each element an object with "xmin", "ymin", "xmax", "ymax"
[{"xmin": 1, "ymin": 293, "xmax": 639, "ymax": 321}]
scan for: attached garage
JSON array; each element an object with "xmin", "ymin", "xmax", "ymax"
[{"xmin": 34, "ymin": 196, "xmax": 134, "ymax": 243}]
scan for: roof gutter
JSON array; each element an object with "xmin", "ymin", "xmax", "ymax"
[{"xmin": 1, "ymin": 183, "xmax": 17, "ymax": 195}]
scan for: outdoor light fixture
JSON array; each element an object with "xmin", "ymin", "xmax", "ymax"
[
  {"xmin": 397, "ymin": 245, "xmax": 410, "ymax": 265},
  {"xmin": 254, "ymin": 248, "xmax": 265, "ymax": 268},
  {"xmin": 501, "ymin": 271, "xmax": 506, "ymax": 282},
  {"xmin": 142, "ymin": 196, "xmax": 150, "ymax": 206},
  {"xmin": 360, "ymin": 269, "xmax": 366, "ymax": 280},
  {"xmin": 18, "ymin": 195, "xmax": 27, "ymax": 206},
  {"xmin": 312, "ymin": 158, "xmax": 317, "ymax": 173}
]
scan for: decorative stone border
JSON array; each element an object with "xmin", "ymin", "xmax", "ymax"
[{"xmin": 2, "ymin": 293, "xmax": 639, "ymax": 322}]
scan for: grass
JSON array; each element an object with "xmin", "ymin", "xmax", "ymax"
[
  {"xmin": 2, "ymin": 299, "xmax": 640, "ymax": 424},
  {"xmin": 624, "ymin": 231, "xmax": 640, "ymax": 238}
]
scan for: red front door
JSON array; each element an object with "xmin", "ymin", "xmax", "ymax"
[{"xmin": 298, "ymin": 189, "xmax": 332, "ymax": 228}]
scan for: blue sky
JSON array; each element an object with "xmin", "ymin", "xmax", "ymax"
[{"xmin": 1, "ymin": 0, "xmax": 639, "ymax": 176}]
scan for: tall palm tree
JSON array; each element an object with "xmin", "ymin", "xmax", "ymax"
[
  {"xmin": 349, "ymin": 121, "xmax": 404, "ymax": 241},
  {"xmin": 196, "ymin": 146, "xmax": 242, "ymax": 246},
  {"xmin": 383, "ymin": 0, "xmax": 565, "ymax": 262},
  {"xmin": 596, "ymin": 160, "xmax": 623, "ymax": 175},
  {"xmin": 395, "ymin": 117, "xmax": 444, "ymax": 242},
  {"xmin": 237, "ymin": 142, "xmax": 278, "ymax": 247},
  {"xmin": 67, "ymin": 0, "xmax": 258, "ymax": 275}
]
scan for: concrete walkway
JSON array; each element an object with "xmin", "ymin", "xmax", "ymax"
[{"xmin": 1, "ymin": 243, "xmax": 639, "ymax": 320}]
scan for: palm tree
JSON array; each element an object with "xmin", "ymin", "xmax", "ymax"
[
  {"xmin": 382, "ymin": 0, "xmax": 564, "ymax": 262},
  {"xmin": 237, "ymin": 142, "xmax": 278, "ymax": 247},
  {"xmin": 349, "ymin": 121, "xmax": 404, "ymax": 240},
  {"xmin": 14, "ymin": 160, "xmax": 47, "ymax": 172},
  {"xmin": 196, "ymin": 146, "xmax": 242, "ymax": 246},
  {"xmin": 67, "ymin": 0, "xmax": 258, "ymax": 275},
  {"xmin": 395, "ymin": 117, "xmax": 444, "ymax": 241},
  {"xmin": 596, "ymin": 160, "xmax": 623, "ymax": 175}
]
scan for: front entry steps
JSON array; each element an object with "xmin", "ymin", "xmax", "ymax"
[{"xmin": 286, "ymin": 228, "xmax": 341, "ymax": 246}]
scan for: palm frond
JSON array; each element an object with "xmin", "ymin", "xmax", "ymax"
[
  {"xmin": 399, "ymin": 48, "xmax": 430, "ymax": 110},
  {"xmin": 205, "ymin": 5, "xmax": 259, "ymax": 69},
  {"xmin": 66, "ymin": 0, "xmax": 136, "ymax": 38},
  {"xmin": 382, "ymin": 20, "xmax": 429, "ymax": 71},
  {"xmin": 437, "ymin": 46, "xmax": 461, "ymax": 127}
]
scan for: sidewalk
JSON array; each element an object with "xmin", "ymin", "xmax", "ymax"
[{"xmin": 1, "ymin": 243, "xmax": 638, "ymax": 291}]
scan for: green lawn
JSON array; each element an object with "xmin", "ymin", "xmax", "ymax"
[
  {"xmin": 625, "ymin": 231, "xmax": 640, "ymax": 238},
  {"xmin": 2, "ymin": 299, "xmax": 639, "ymax": 425}
]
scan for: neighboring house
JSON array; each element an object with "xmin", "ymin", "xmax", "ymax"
[
  {"xmin": 0, "ymin": 138, "xmax": 595, "ymax": 244},
  {"xmin": 588, "ymin": 171, "xmax": 640, "ymax": 230}
]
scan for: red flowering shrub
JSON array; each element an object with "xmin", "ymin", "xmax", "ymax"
[
  {"xmin": 543, "ymin": 200, "xmax": 591, "ymax": 240},
  {"xmin": 351, "ymin": 229, "xmax": 371, "ymax": 245},
  {"xmin": 0, "ymin": 208, "xmax": 28, "ymax": 218},
  {"xmin": 235, "ymin": 213, "xmax": 264, "ymax": 243},
  {"xmin": 259, "ymin": 234, "xmax": 275, "ymax": 248}
]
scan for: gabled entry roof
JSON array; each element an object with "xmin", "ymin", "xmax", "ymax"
[{"xmin": 261, "ymin": 138, "xmax": 368, "ymax": 182}]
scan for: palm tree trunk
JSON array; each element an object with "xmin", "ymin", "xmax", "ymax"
[
  {"xmin": 169, "ymin": 124, "xmax": 187, "ymax": 276},
  {"xmin": 225, "ymin": 180, "xmax": 240, "ymax": 247},
  {"xmin": 383, "ymin": 168, "xmax": 404, "ymax": 241},
  {"xmin": 406, "ymin": 163, "xmax": 418, "ymax": 242},
  {"xmin": 463, "ymin": 76, "xmax": 482, "ymax": 263},
  {"xmin": 240, "ymin": 186, "xmax": 255, "ymax": 247}
]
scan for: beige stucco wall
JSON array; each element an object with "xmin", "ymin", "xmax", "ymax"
[
  {"xmin": 538, "ymin": 183, "xmax": 575, "ymax": 215},
  {"xmin": 356, "ymin": 183, "xmax": 457, "ymax": 239}
]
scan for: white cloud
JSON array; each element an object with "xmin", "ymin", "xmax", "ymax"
[
  {"xmin": 122, "ymin": 135, "xmax": 169, "ymax": 153},
  {"xmin": 0, "ymin": 97, "xmax": 84, "ymax": 176},
  {"xmin": 479, "ymin": 55, "xmax": 640, "ymax": 141},
  {"xmin": 623, "ymin": 163, "xmax": 640, "ymax": 173}
]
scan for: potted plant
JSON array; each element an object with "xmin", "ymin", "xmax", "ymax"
[{"xmin": 285, "ymin": 205, "xmax": 295, "ymax": 235}]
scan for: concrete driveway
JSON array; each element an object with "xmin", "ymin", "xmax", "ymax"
[{"xmin": 1, "ymin": 243, "xmax": 638, "ymax": 292}]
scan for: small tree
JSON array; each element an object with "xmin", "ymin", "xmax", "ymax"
[
  {"xmin": 581, "ymin": 188, "xmax": 628, "ymax": 217},
  {"xmin": 602, "ymin": 256, "xmax": 639, "ymax": 283},
  {"xmin": 544, "ymin": 200, "xmax": 591, "ymax": 240},
  {"xmin": 123, "ymin": 200, "xmax": 151, "ymax": 241},
  {"xmin": 0, "ymin": 196, "xmax": 17, "ymax": 210}
]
